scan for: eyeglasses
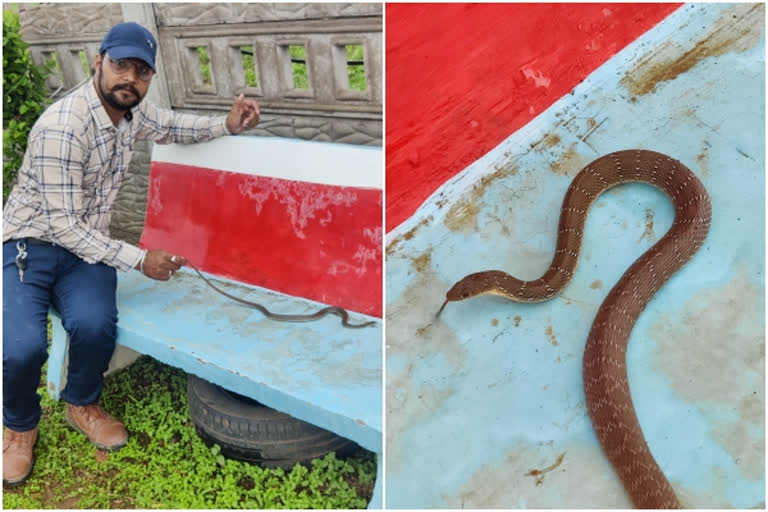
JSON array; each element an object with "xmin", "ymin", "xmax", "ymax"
[{"xmin": 106, "ymin": 55, "xmax": 154, "ymax": 81}]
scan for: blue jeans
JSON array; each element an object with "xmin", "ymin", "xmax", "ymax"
[{"xmin": 3, "ymin": 240, "xmax": 118, "ymax": 431}]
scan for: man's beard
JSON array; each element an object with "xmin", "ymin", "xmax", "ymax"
[{"xmin": 98, "ymin": 71, "xmax": 143, "ymax": 111}]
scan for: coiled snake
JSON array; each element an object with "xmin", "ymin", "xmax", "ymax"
[
  {"xmin": 437, "ymin": 149, "xmax": 711, "ymax": 508},
  {"xmin": 187, "ymin": 263, "xmax": 376, "ymax": 329}
]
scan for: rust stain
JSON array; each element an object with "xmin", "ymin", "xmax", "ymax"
[
  {"xmin": 621, "ymin": 4, "xmax": 764, "ymax": 96},
  {"xmin": 402, "ymin": 216, "xmax": 430, "ymax": 241},
  {"xmin": 590, "ymin": 280, "xmax": 603, "ymax": 290},
  {"xmin": 386, "ymin": 216, "xmax": 432, "ymax": 256},
  {"xmin": 494, "ymin": 160, "xmax": 519, "ymax": 177},
  {"xmin": 514, "ymin": 315, "xmax": 522, "ymax": 327},
  {"xmin": 539, "ymin": 133, "xmax": 561, "ymax": 149},
  {"xmin": 444, "ymin": 201, "xmax": 479, "ymax": 232},
  {"xmin": 550, "ymin": 144, "xmax": 587, "ymax": 177},
  {"xmin": 491, "ymin": 318, "xmax": 499, "ymax": 327},
  {"xmin": 640, "ymin": 208, "xmax": 656, "ymax": 242},
  {"xmin": 545, "ymin": 323, "xmax": 558, "ymax": 346},
  {"xmin": 526, "ymin": 452, "xmax": 566, "ymax": 485},
  {"xmin": 444, "ymin": 167, "xmax": 507, "ymax": 232},
  {"xmin": 356, "ymin": 418, "xmax": 367, "ymax": 427},
  {"xmin": 412, "ymin": 250, "xmax": 432, "ymax": 273},
  {"xmin": 530, "ymin": 120, "xmax": 565, "ymax": 150}
]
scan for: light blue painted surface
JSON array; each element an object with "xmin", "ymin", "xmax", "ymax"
[
  {"xmin": 369, "ymin": 454, "xmax": 382, "ymax": 509},
  {"xmin": 386, "ymin": 4, "xmax": 763, "ymax": 508},
  {"xmin": 50, "ymin": 268, "xmax": 382, "ymax": 452}
]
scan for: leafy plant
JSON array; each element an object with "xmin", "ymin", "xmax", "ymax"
[
  {"xmin": 3, "ymin": 355, "xmax": 376, "ymax": 509},
  {"xmin": 3, "ymin": 6, "xmax": 53, "ymax": 202},
  {"xmin": 290, "ymin": 45, "xmax": 308, "ymax": 89},
  {"xmin": 241, "ymin": 46, "xmax": 258, "ymax": 87},
  {"xmin": 197, "ymin": 46, "xmax": 212, "ymax": 86},
  {"xmin": 346, "ymin": 44, "xmax": 366, "ymax": 91}
]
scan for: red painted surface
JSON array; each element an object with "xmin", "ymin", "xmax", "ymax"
[
  {"xmin": 140, "ymin": 162, "xmax": 383, "ymax": 317},
  {"xmin": 386, "ymin": 3, "xmax": 682, "ymax": 232}
]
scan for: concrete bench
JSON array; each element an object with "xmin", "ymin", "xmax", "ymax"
[{"xmin": 47, "ymin": 135, "xmax": 383, "ymax": 506}]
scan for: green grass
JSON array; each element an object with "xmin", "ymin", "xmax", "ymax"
[{"xmin": 3, "ymin": 355, "xmax": 376, "ymax": 509}]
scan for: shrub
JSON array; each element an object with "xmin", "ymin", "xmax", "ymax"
[{"xmin": 3, "ymin": 7, "xmax": 52, "ymax": 202}]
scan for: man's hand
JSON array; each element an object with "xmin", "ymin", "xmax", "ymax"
[
  {"xmin": 137, "ymin": 250, "xmax": 187, "ymax": 281},
  {"xmin": 226, "ymin": 94, "xmax": 260, "ymax": 134}
]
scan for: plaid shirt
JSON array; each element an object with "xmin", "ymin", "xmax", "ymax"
[{"xmin": 3, "ymin": 81, "xmax": 229, "ymax": 271}]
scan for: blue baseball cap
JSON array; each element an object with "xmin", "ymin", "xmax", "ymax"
[{"xmin": 100, "ymin": 22, "xmax": 157, "ymax": 72}]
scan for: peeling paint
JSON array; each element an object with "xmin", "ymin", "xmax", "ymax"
[
  {"xmin": 238, "ymin": 176, "xmax": 358, "ymax": 239},
  {"xmin": 522, "ymin": 67, "xmax": 552, "ymax": 88},
  {"xmin": 148, "ymin": 176, "xmax": 163, "ymax": 214}
]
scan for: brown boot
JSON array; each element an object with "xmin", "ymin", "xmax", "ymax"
[
  {"xmin": 3, "ymin": 427, "xmax": 38, "ymax": 487},
  {"xmin": 65, "ymin": 403, "xmax": 128, "ymax": 451}
]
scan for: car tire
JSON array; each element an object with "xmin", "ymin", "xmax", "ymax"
[{"xmin": 186, "ymin": 374, "xmax": 356, "ymax": 469}]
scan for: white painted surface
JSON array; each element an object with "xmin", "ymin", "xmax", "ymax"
[{"xmin": 153, "ymin": 136, "xmax": 383, "ymax": 189}]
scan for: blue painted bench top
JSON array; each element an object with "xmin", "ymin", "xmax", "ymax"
[{"xmin": 50, "ymin": 268, "xmax": 382, "ymax": 451}]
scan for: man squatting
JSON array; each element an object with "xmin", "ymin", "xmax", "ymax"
[{"xmin": 3, "ymin": 22, "xmax": 260, "ymax": 486}]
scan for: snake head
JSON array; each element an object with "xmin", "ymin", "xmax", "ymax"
[
  {"xmin": 437, "ymin": 271, "xmax": 505, "ymax": 317},
  {"xmin": 445, "ymin": 275, "xmax": 484, "ymax": 302}
]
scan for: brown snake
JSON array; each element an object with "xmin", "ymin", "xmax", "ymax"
[
  {"xmin": 437, "ymin": 149, "xmax": 711, "ymax": 508},
  {"xmin": 185, "ymin": 262, "xmax": 376, "ymax": 329}
]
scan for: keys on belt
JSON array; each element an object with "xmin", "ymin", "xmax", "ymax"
[{"xmin": 15, "ymin": 240, "xmax": 27, "ymax": 282}]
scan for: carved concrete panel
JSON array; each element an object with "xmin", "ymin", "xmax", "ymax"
[
  {"xmin": 18, "ymin": 3, "xmax": 123, "ymax": 42},
  {"xmin": 154, "ymin": 3, "xmax": 382, "ymax": 27},
  {"xmin": 157, "ymin": 17, "xmax": 382, "ymax": 118}
]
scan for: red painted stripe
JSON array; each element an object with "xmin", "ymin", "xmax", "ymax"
[
  {"xmin": 385, "ymin": 3, "xmax": 682, "ymax": 232},
  {"xmin": 140, "ymin": 162, "xmax": 382, "ymax": 317}
]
